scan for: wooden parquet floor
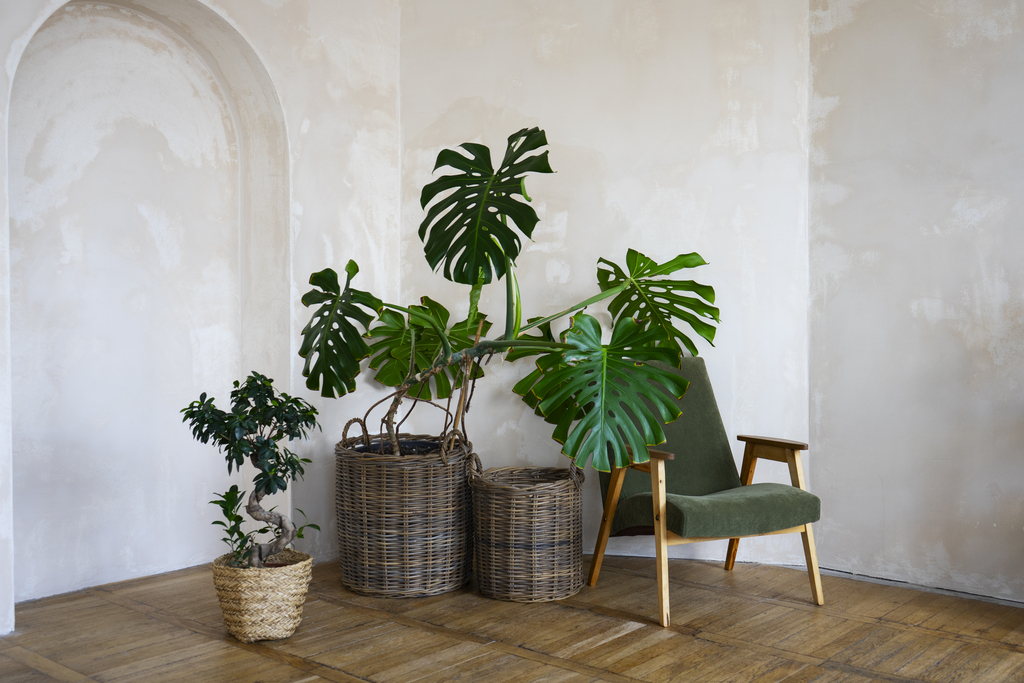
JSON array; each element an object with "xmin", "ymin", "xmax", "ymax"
[{"xmin": 3, "ymin": 555, "xmax": 1024, "ymax": 682}]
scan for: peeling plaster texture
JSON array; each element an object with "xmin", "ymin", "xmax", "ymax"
[
  {"xmin": 811, "ymin": 0, "xmax": 1024, "ymax": 601},
  {"xmin": 1, "ymin": 0, "xmax": 402, "ymax": 610},
  {"xmin": 221, "ymin": 0, "xmax": 403, "ymax": 565},
  {"xmin": 398, "ymin": 0, "xmax": 811, "ymax": 565},
  {"xmin": 10, "ymin": 3, "xmax": 244, "ymax": 601}
]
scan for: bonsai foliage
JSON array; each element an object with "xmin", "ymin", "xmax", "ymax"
[
  {"xmin": 182, "ymin": 372, "xmax": 320, "ymax": 567},
  {"xmin": 298, "ymin": 127, "xmax": 721, "ymax": 471}
]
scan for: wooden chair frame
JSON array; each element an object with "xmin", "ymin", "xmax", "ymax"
[{"xmin": 588, "ymin": 436, "xmax": 823, "ymax": 627}]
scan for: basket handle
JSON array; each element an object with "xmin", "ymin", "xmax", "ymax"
[
  {"xmin": 341, "ymin": 417, "xmax": 371, "ymax": 449},
  {"xmin": 569, "ymin": 461, "xmax": 585, "ymax": 491},
  {"xmin": 440, "ymin": 429, "xmax": 472, "ymax": 466},
  {"xmin": 468, "ymin": 452, "xmax": 483, "ymax": 482}
]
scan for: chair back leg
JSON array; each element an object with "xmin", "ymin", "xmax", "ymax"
[
  {"xmin": 588, "ymin": 465, "xmax": 627, "ymax": 586},
  {"xmin": 724, "ymin": 538, "xmax": 740, "ymax": 570},
  {"xmin": 801, "ymin": 524, "xmax": 825, "ymax": 605}
]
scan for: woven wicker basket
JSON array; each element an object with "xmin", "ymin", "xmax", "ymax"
[
  {"xmin": 470, "ymin": 463, "xmax": 584, "ymax": 602},
  {"xmin": 335, "ymin": 431, "xmax": 474, "ymax": 597},
  {"xmin": 211, "ymin": 549, "xmax": 312, "ymax": 643}
]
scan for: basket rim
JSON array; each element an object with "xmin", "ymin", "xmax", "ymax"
[
  {"xmin": 212, "ymin": 550, "xmax": 311, "ymax": 572},
  {"xmin": 335, "ymin": 432, "xmax": 473, "ymax": 463},
  {"xmin": 470, "ymin": 465, "xmax": 583, "ymax": 493}
]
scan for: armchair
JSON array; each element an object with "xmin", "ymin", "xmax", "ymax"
[{"xmin": 587, "ymin": 357, "xmax": 823, "ymax": 627}]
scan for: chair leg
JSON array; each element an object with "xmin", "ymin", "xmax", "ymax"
[
  {"xmin": 650, "ymin": 458, "xmax": 670, "ymax": 627},
  {"xmin": 725, "ymin": 538, "xmax": 740, "ymax": 570},
  {"xmin": 801, "ymin": 524, "xmax": 824, "ymax": 606},
  {"xmin": 726, "ymin": 443, "xmax": 754, "ymax": 572},
  {"xmin": 588, "ymin": 465, "xmax": 627, "ymax": 586}
]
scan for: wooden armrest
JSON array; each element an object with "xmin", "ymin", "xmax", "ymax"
[
  {"xmin": 737, "ymin": 435, "xmax": 809, "ymax": 451},
  {"xmin": 622, "ymin": 446, "xmax": 674, "ymax": 475},
  {"xmin": 736, "ymin": 436, "xmax": 810, "ymax": 490},
  {"xmin": 624, "ymin": 445, "xmax": 675, "ymax": 463}
]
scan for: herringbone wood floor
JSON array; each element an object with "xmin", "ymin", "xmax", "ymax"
[{"xmin": 3, "ymin": 555, "xmax": 1024, "ymax": 682}]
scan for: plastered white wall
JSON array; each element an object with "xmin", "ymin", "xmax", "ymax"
[
  {"xmin": 0, "ymin": 0, "xmax": 69, "ymax": 637},
  {"xmin": 10, "ymin": 2, "xmax": 245, "ymax": 600},
  {"xmin": 396, "ymin": 0, "xmax": 811, "ymax": 566},
  {"xmin": 810, "ymin": 0, "xmax": 1024, "ymax": 601},
  {"xmin": 1, "ymin": 0, "xmax": 402, "ymax": 618}
]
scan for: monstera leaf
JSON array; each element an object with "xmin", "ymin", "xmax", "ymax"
[
  {"xmin": 419, "ymin": 127, "xmax": 554, "ymax": 285},
  {"xmin": 367, "ymin": 298, "xmax": 490, "ymax": 400},
  {"xmin": 597, "ymin": 249, "xmax": 720, "ymax": 360},
  {"xmin": 299, "ymin": 262, "xmax": 382, "ymax": 398},
  {"xmin": 516, "ymin": 314, "xmax": 689, "ymax": 471},
  {"xmin": 512, "ymin": 350, "xmax": 580, "ymax": 445}
]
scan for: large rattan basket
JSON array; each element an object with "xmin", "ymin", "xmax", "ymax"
[
  {"xmin": 470, "ymin": 462, "xmax": 584, "ymax": 602},
  {"xmin": 335, "ymin": 430, "xmax": 474, "ymax": 597},
  {"xmin": 211, "ymin": 549, "xmax": 312, "ymax": 643}
]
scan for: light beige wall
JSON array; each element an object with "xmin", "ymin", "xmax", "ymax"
[
  {"xmin": 811, "ymin": 0, "xmax": 1024, "ymax": 600},
  {"xmin": 0, "ymin": 0, "xmax": 67, "ymax": 637},
  {"xmin": 1, "ymin": 0, "xmax": 401, "ymax": 614},
  {"xmin": 10, "ymin": 2, "xmax": 247, "ymax": 600},
  {"xmin": 398, "ymin": 0, "xmax": 812, "ymax": 564}
]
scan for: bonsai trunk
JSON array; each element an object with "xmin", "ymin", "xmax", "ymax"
[{"xmin": 245, "ymin": 490, "xmax": 296, "ymax": 568}]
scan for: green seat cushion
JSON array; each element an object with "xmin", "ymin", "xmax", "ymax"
[{"xmin": 610, "ymin": 483, "xmax": 821, "ymax": 539}]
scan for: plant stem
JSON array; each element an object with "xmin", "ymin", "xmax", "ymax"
[
  {"xmin": 517, "ymin": 284, "xmax": 627, "ymax": 335},
  {"xmin": 382, "ymin": 336, "xmax": 571, "ymax": 449}
]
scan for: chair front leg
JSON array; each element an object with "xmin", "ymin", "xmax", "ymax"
[{"xmin": 650, "ymin": 457, "xmax": 670, "ymax": 627}]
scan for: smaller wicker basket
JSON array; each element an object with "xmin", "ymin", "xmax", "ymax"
[
  {"xmin": 470, "ymin": 462, "xmax": 584, "ymax": 602},
  {"xmin": 211, "ymin": 549, "xmax": 312, "ymax": 643}
]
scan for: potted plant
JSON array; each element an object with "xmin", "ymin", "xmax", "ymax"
[
  {"xmin": 298, "ymin": 127, "xmax": 719, "ymax": 599},
  {"xmin": 182, "ymin": 371, "xmax": 321, "ymax": 641}
]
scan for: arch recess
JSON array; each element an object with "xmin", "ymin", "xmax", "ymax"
[{"xmin": 4, "ymin": 0, "xmax": 289, "ymax": 611}]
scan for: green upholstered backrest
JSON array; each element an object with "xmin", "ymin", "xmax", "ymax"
[{"xmin": 599, "ymin": 356, "xmax": 742, "ymax": 504}]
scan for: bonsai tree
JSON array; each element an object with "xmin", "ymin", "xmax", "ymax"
[
  {"xmin": 182, "ymin": 371, "xmax": 320, "ymax": 567},
  {"xmin": 298, "ymin": 127, "xmax": 720, "ymax": 472}
]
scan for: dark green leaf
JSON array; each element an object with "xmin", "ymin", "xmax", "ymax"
[
  {"xmin": 367, "ymin": 301, "xmax": 489, "ymax": 399},
  {"xmin": 299, "ymin": 265, "xmax": 383, "ymax": 398},
  {"xmin": 524, "ymin": 314, "xmax": 689, "ymax": 471},
  {"xmin": 418, "ymin": 127, "xmax": 554, "ymax": 285}
]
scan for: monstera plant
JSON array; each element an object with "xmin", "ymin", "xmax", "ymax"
[{"xmin": 298, "ymin": 127, "xmax": 719, "ymax": 472}]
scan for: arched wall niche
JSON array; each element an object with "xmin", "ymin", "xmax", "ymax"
[{"xmin": 5, "ymin": 0, "xmax": 289, "ymax": 608}]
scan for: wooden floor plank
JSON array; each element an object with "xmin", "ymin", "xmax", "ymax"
[
  {"xmin": 0, "ymin": 651, "xmax": 70, "ymax": 683},
  {"xmin": 402, "ymin": 649, "xmax": 512, "ymax": 683},
  {"xmin": 570, "ymin": 624, "xmax": 679, "ymax": 670},
  {"xmin": 770, "ymin": 613, "xmax": 868, "ymax": 657},
  {"xmin": 1, "ymin": 646, "xmax": 95, "ymax": 682},
  {"xmin": 890, "ymin": 635, "xmax": 966, "ymax": 680},
  {"xmin": 9, "ymin": 557, "xmax": 1024, "ymax": 683}
]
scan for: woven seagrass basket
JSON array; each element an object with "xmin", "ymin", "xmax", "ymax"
[
  {"xmin": 211, "ymin": 549, "xmax": 312, "ymax": 643},
  {"xmin": 335, "ymin": 430, "xmax": 474, "ymax": 597},
  {"xmin": 470, "ymin": 462, "xmax": 584, "ymax": 602}
]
